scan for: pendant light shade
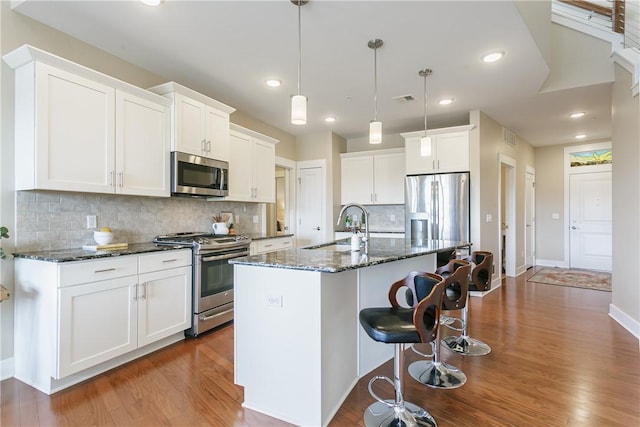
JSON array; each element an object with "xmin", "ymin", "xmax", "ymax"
[
  {"xmin": 419, "ymin": 68, "xmax": 433, "ymax": 156},
  {"xmin": 291, "ymin": 94, "xmax": 307, "ymax": 125},
  {"xmin": 291, "ymin": 0, "xmax": 308, "ymax": 125},
  {"xmin": 369, "ymin": 121, "xmax": 382, "ymax": 144},
  {"xmin": 368, "ymin": 39, "xmax": 383, "ymax": 144}
]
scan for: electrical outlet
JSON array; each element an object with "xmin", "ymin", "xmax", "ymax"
[
  {"xmin": 266, "ymin": 295, "xmax": 283, "ymax": 307},
  {"xmin": 86, "ymin": 215, "xmax": 97, "ymax": 229},
  {"xmin": 235, "ymin": 214, "xmax": 240, "ymax": 224},
  {"xmin": 390, "ymin": 214, "xmax": 396, "ymax": 222},
  {"xmin": 253, "ymin": 215, "xmax": 259, "ymax": 224}
]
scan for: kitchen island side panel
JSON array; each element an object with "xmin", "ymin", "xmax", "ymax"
[{"xmin": 234, "ymin": 265, "xmax": 358, "ymax": 426}]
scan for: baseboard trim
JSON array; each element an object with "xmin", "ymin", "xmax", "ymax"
[
  {"xmin": 535, "ymin": 259, "xmax": 569, "ymax": 269},
  {"xmin": 470, "ymin": 278, "xmax": 502, "ymax": 298},
  {"xmin": 609, "ymin": 304, "xmax": 640, "ymax": 340},
  {"xmin": 1, "ymin": 357, "xmax": 14, "ymax": 381}
]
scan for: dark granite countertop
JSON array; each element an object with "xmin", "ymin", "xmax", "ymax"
[
  {"xmin": 245, "ymin": 233, "xmax": 294, "ymax": 241},
  {"xmin": 229, "ymin": 238, "xmax": 470, "ymax": 273},
  {"xmin": 12, "ymin": 242, "xmax": 189, "ymax": 263}
]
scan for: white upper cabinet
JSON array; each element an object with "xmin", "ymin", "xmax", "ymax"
[
  {"xmin": 340, "ymin": 148, "xmax": 405, "ymax": 205},
  {"xmin": 148, "ymin": 82, "xmax": 235, "ymax": 161},
  {"xmin": 115, "ymin": 90, "xmax": 170, "ymax": 197},
  {"xmin": 4, "ymin": 45, "xmax": 171, "ymax": 197},
  {"xmin": 402, "ymin": 125, "xmax": 475, "ymax": 175},
  {"xmin": 227, "ymin": 124, "xmax": 277, "ymax": 203}
]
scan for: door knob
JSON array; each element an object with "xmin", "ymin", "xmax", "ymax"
[
  {"xmin": 571, "ymin": 226, "xmax": 577, "ymax": 230},
  {"xmin": 315, "ymin": 226, "xmax": 321, "ymax": 231}
]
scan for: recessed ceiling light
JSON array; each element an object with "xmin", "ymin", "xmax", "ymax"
[
  {"xmin": 324, "ymin": 116, "xmax": 336, "ymax": 123},
  {"xmin": 439, "ymin": 98, "xmax": 454, "ymax": 105},
  {"xmin": 265, "ymin": 79, "xmax": 282, "ymax": 87},
  {"xmin": 570, "ymin": 112, "xmax": 586, "ymax": 118},
  {"xmin": 140, "ymin": 0, "xmax": 162, "ymax": 6},
  {"xmin": 575, "ymin": 134, "xmax": 587, "ymax": 139},
  {"xmin": 482, "ymin": 51, "xmax": 504, "ymax": 63}
]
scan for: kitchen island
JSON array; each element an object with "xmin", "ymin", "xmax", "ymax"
[{"xmin": 230, "ymin": 238, "xmax": 470, "ymax": 427}]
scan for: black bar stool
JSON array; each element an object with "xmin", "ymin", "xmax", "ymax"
[
  {"xmin": 359, "ymin": 271, "xmax": 445, "ymax": 427},
  {"xmin": 408, "ymin": 260, "xmax": 470, "ymax": 389},
  {"xmin": 441, "ymin": 251, "xmax": 493, "ymax": 356}
]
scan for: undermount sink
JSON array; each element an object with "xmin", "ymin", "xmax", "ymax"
[{"xmin": 302, "ymin": 241, "xmax": 352, "ymax": 252}]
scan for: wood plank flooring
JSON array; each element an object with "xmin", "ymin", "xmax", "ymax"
[{"xmin": 2, "ymin": 267, "xmax": 639, "ymax": 426}]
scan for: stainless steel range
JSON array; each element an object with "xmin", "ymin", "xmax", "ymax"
[{"xmin": 153, "ymin": 232, "xmax": 251, "ymax": 337}]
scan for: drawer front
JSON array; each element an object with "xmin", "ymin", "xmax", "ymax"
[
  {"xmin": 59, "ymin": 256, "xmax": 138, "ymax": 287},
  {"xmin": 138, "ymin": 249, "xmax": 192, "ymax": 274},
  {"xmin": 256, "ymin": 237, "xmax": 293, "ymax": 254}
]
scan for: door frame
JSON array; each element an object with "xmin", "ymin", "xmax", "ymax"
[
  {"xmin": 498, "ymin": 153, "xmax": 516, "ymax": 278},
  {"xmin": 275, "ymin": 156, "xmax": 297, "ymax": 237},
  {"xmin": 563, "ymin": 142, "xmax": 612, "ymax": 267},
  {"xmin": 524, "ymin": 165, "xmax": 535, "ymax": 269}
]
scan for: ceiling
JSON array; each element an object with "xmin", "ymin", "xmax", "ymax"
[{"xmin": 11, "ymin": 0, "xmax": 614, "ymax": 147}]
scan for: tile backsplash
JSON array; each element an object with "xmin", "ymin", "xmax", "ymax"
[
  {"xmin": 16, "ymin": 191, "xmax": 261, "ymax": 252},
  {"xmin": 337, "ymin": 204, "xmax": 405, "ymax": 232}
]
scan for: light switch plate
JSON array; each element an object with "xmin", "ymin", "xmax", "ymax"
[{"xmin": 486, "ymin": 214, "xmax": 492, "ymax": 222}]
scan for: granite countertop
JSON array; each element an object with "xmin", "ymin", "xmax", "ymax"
[
  {"xmin": 245, "ymin": 233, "xmax": 294, "ymax": 241},
  {"xmin": 229, "ymin": 238, "xmax": 470, "ymax": 273},
  {"xmin": 12, "ymin": 242, "xmax": 189, "ymax": 263}
]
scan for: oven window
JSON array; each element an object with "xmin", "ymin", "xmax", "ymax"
[{"xmin": 200, "ymin": 258, "xmax": 234, "ymax": 298}]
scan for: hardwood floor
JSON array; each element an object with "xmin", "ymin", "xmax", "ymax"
[{"xmin": 2, "ymin": 267, "xmax": 639, "ymax": 426}]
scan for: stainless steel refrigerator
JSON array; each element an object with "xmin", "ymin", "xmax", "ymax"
[{"xmin": 405, "ymin": 172, "xmax": 470, "ymax": 247}]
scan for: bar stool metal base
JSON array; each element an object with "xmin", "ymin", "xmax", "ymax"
[
  {"xmin": 408, "ymin": 360, "xmax": 467, "ymax": 389},
  {"xmin": 364, "ymin": 400, "xmax": 437, "ymax": 427},
  {"xmin": 441, "ymin": 335, "xmax": 491, "ymax": 356}
]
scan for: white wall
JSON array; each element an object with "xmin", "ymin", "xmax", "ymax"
[{"xmin": 611, "ymin": 63, "xmax": 640, "ymax": 337}]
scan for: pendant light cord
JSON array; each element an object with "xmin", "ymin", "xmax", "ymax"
[
  {"xmin": 419, "ymin": 69, "xmax": 432, "ymax": 137},
  {"xmin": 373, "ymin": 45, "xmax": 378, "ymax": 121},
  {"xmin": 297, "ymin": 1, "xmax": 302, "ymax": 96},
  {"xmin": 423, "ymin": 73, "xmax": 427, "ymax": 137}
]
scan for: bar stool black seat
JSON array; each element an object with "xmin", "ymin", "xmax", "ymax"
[{"xmin": 359, "ymin": 271, "xmax": 445, "ymax": 427}]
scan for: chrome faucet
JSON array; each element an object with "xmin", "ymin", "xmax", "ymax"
[{"xmin": 337, "ymin": 203, "xmax": 369, "ymax": 253}]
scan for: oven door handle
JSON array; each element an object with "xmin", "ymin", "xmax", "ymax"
[{"xmin": 202, "ymin": 251, "xmax": 248, "ymax": 262}]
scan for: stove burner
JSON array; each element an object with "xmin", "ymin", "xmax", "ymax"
[{"xmin": 153, "ymin": 231, "xmax": 251, "ymax": 253}]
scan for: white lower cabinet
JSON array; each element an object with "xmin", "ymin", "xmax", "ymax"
[
  {"xmin": 58, "ymin": 276, "xmax": 138, "ymax": 378},
  {"xmin": 14, "ymin": 249, "xmax": 191, "ymax": 394},
  {"xmin": 249, "ymin": 236, "xmax": 295, "ymax": 255},
  {"xmin": 137, "ymin": 264, "xmax": 192, "ymax": 347}
]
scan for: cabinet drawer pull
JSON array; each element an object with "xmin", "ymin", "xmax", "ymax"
[
  {"xmin": 264, "ymin": 244, "xmax": 273, "ymax": 248},
  {"xmin": 94, "ymin": 268, "xmax": 116, "ymax": 274},
  {"xmin": 162, "ymin": 258, "xmax": 178, "ymax": 263},
  {"xmin": 133, "ymin": 283, "xmax": 138, "ymax": 301},
  {"xmin": 140, "ymin": 282, "xmax": 147, "ymax": 300}
]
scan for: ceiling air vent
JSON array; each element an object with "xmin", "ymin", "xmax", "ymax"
[
  {"xmin": 392, "ymin": 94, "xmax": 415, "ymax": 103},
  {"xmin": 502, "ymin": 127, "xmax": 516, "ymax": 147}
]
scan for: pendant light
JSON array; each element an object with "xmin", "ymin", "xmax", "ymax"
[
  {"xmin": 419, "ymin": 68, "xmax": 433, "ymax": 156},
  {"xmin": 291, "ymin": 0, "xmax": 308, "ymax": 125},
  {"xmin": 368, "ymin": 39, "xmax": 383, "ymax": 144}
]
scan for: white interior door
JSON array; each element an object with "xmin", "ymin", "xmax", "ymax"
[
  {"xmin": 569, "ymin": 172, "xmax": 612, "ymax": 271},
  {"xmin": 297, "ymin": 166, "xmax": 323, "ymax": 247},
  {"xmin": 524, "ymin": 169, "xmax": 535, "ymax": 269}
]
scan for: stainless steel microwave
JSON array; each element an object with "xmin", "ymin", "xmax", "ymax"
[{"xmin": 171, "ymin": 152, "xmax": 229, "ymax": 197}]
